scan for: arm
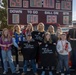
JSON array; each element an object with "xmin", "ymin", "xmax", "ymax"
[
  {"xmin": 56, "ymin": 41, "xmax": 64, "ymax": 53},
  {"xmin": 12, "ymin": 38, "xmax": 19, "ymax": 48}
]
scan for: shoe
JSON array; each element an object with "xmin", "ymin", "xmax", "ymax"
[
  {"xmin": 49, "ymin": 71, "xmax": 53, "ymax": 75},
  {"xmin": 56, "ymin": 71, "xmax": 59, "ymax": 74},
  {"xmin": 16, "ymin": 64, "xmax": 19, "ymax": 71},
  {"xmin": 21, "ymin": 72, "xmax": 26, "ymax": 75},
  {"xmin": 34, "ymin": 73, "xmax": 38, "ymax": 75},
  {"xmin": 12, "ymin": 73, "xmax": 17, "ymax": 75},
  {"xmin": 61, "ymin": 73, "xmax": 64, "ymax": 75},
  {"xmin": 3, "ymin": 71, "xmax": 7, "ymax": 74},
  {"xmin": 41, "ymin": 71, "xmax": 45, "ymax": 75}
]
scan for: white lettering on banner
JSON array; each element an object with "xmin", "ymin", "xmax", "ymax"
[
  {"xmin": 27, "ymin": 10, "xmax": 38, "ymax": 14},
  {"xmin": 45, "ymin": 11, "xmax": 59, "ymax": 15},
  {"xmin": 10, "ymin": 10, "xmax": 22, "ymax": 13},
  {"xmin": 63, "ymin": 12, "xmax": 69, "ymax": 15}
]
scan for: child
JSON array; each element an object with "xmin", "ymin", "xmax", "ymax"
[
  {"xmin": 20, "ymin": 34, "xmax": 38, "ymax": 75},
  {"xmin": 0, "ymin": 28, "xmax": 16, "ymax": 75},
  {"xmin": 39, "ymin": 32, "xmax": 57, "ymax": 75},
  {"xmin": 56, "ymin": 33, "xmax": 72, "ymax": 75}
]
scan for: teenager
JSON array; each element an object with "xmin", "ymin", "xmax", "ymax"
[
  {"xmin": 0, "ymin": 28, "xmax": 16, "ymax": 75},
  {"xmin": 13, "ymin": 25, "xmax": 23, "ymax": 71},
  {"xmin": 20, "ymin": 34, "xmax": 38, "ymax": 75},
  {"xmin": 39, "ymin": 32, "xmax": 57, "ymax": 75},
  {"xmin": 25, "ymin": 23, "xmax": 34, "ymax": 37},
  {"xmin": 56, "ymin": 27, "xmax": 63, "ymax": 74},
  {"xmin": 32, "ymin": 22, "xmax": 45, "ymax": 43},
  {"xmin": 47, "ymin": 25, "xmax": 58, "ymax": 70},
  {"xmin": 56, "ymin": 33, "xmax": 72, "ymax": 75}
]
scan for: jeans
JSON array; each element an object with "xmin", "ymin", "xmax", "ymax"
[
  {"xmin": 0, "ymin": 48, "xmax": 4, "ymax": 69},
  {"xmin": 59, "ymin": 54, "xmax": 70, "ymax": 74},
  {"xmin": 23, "ymin": 60, "xmax": 37, "ymax": 73},
  {"xmin": 1, "ymin": 50, "xmax": 16, "ymax": 73}
]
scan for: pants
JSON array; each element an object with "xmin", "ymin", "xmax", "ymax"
[
  {"xmin": 15, "ymin": 47, "xmax": 19, "ymax": 65},
  {"xmin": 23, "ymin": 60, "xmax": 37, "ymax": 73},
  {"xmin": 59, "ymin": 54, "xmax": 70, "ymax": 74},
  {"xmin": 0, "ymin": 48, "xmax": 4, "ymax": 69},
  {"xmin": 1, "ymin": 50, "xmax": 16, "ymax": 73}
]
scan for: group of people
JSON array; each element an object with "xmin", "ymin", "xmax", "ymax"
[{"xmin": 0, "ymin": 22, "xmax": 73, "ymax": 75}]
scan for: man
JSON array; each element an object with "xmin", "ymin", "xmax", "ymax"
[{"xmin": 67, "ymin": 25, "xmax": 76, "ymax": 69}]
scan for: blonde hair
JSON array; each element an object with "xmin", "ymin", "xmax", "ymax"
[
  {"xmin": 37, "ymin": 22, "xmax": 45, "ymax": 32},
  {"xmin": 56, "ymin": 27, "xmax": 63, "ymax": 40},
  {"xmin": 2, "ymin": 28, "xmax": 11, "ymax": 42},
  {"xmin": 47, "ymin": 25, "xmax": 55, "ymax": 34},
  {"xmin": 44, "ymin": 32, "xmax": 52, "ymax": 43},
  {"xmin": 13, "ymin": 25, "xmax": 21, "ymax": 33},
  {"xmin": 26, "ymin": 23, "xmax": 34, "ymax": 32}
]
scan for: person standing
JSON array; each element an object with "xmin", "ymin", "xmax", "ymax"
[
  {"xmin": 39, "ymin": 32, "xmax": 57, "ymax": 75},
  {"xmin": 56, "ymin": 33, "xmax": 72, "ymax": 75},
  {"xmin": 0, "ymin": 28, "xmax": 16, "ymax": 75},
  {"xmin": 67, "ymin": 26, "xmax": 76, "ymax": 69},
  {"xmin": 13, "ymin": 25, "xmax": 23, "ymax": 71},
  {"xmin": 20, "ymin": 34, "xmax": 38, "ymax": 75}
]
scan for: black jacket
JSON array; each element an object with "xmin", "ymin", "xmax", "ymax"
[
  {"xmin": 39, "ymin": 42, "xmax": 56, "ymax": 66},
  {"xmin": 20, "ymin": 39, "xmax": 39, "ymax": 60}
]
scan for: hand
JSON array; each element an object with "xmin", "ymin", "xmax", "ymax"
[
  {"xmin": 38, "ymin": 42, "xmax": 42, "ymax": 45},
  {"xmin": 60, "ymin": 50, "xmax": 64, "ymax": 53},
  {"xmin": 53, "ymin": 43, "xmax": 56, "ymax": 45},
  {"xmin": 7, "ymin": 44, "xmax": 10, "ymax": 47},
  {"xmin": 18, "ymin": 47, "xmax": 21, "ymax": 50},
  {"xmin": 2, "ymin": 45, "xmax": 7, "ymax": 47}
]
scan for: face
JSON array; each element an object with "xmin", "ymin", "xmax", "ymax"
[
  {"xmin": 45, "ymin": 34, "xmax": 50, "ymax": 41},
  {"xmin": 4, "ymin": 29, "xmax": 8, "ymax": 36},
  {"xmin": 15, "ymin": 26, "xmax": 19, "ymax": 31},
  {"xmin": 38, "ymin": 24, "xmax": 44, "ymax": 30},
  {"xmin": 27, "ymin": 36, "xmax": 32, "ymax": 41},
  {"xmin": 27, "ymin": 25, "xmax": 32, "ymax": 30},
  {"xmin": 48, "ymin": 26, "xmax": 54, "ymax": 32},
  {"xmin": 61, "ymin": 34, "xmax": 66, "ymax": 40}
]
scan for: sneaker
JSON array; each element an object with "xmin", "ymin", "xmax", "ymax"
[
  {"xmin": 34, "ymin": 73, "xmax": 38, "ymax": 75},
  {"xmin": 56, "ymin": 71, "xmax": 59, "ymax": 74},
  {"xmin": 41, "ymin": 71, "xmax": 45, "ymax": 75},
  {"xmin": 61, "ymin": 73, "xmax": 64, "ymax": 75},
  {"xmin": 21, "ymin": 72, "xmax": 26, "ymax": 75},
  {"xmin": 49, "ymin": 71, "xmax": 53, "ymax": 75},
  {"xmin": 16, "ymin": 64, "xmax": 19, "ymax": 71},
  {"xmin": 3, "ymin": 71, "xmax": 7, "ymax": 74}
]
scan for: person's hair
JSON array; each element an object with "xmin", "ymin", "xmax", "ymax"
[
  {"xmin": 13, "ymin": 25, "xmax": 21, "ymax": 33},
  {"xmin": 56, "ymin": 27, "xmax": 62, "ymax": 35},
  {"xmin": 56, "ymin": 27, "xmax": 63, "ymax": 40},
  {"xmin": 47, "ymin": 25, "xmax": 55, "ymax": 34},
  {"xmin": 26, "ymin": 23, "xmax": 34, "ymax": 32},
  {"xmin": 1, "ymin": 28, "xmax": 11, "ymax": 42},
  {"xmin": 44, "ymin": 32, "xmax": 52, "ymax": 43},
  {"xmin": 37, "ymin": 22, "xmax": 45, "ymax": 32}
]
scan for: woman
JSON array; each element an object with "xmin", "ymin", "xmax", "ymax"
[
  {"xmin": 0, "ymin": 28, "xmax": 16, "ymax": 74},
  {"xmin": 39, "ymin": 32, "xmax": 57, "ymax": 75},
  {"xmin": 47, "ymin": 25, "xmax": 57, "ymax": 44},
  {"xmin": 13, "ymin": 25, "xmax": 23, "ymax": 71},
  {"xmin": 20, "ymin": 34, "xmax": 38, "ymax": 75},
  {"xmin": 26, "ymin": 23, "xmax": 34, "ymax": 37},
  {"xmin": 47, "ymin": 25, "xmax": 58, "ymax": 70},
  {"xmin": 32, "ymin": 22, "xmax": 45, "ymax": 43}
]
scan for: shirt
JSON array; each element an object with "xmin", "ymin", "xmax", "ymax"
[
  {"xmin": 0, "ymin": 37, "xmax": 12, "ymax": 50},
  {"xmin": 56, "ymin": 40, "xmax": 72, "ymax": 55},
  {"xmin": 20, "ymin": 39, "xmax": 39, "ymax": 60}
]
